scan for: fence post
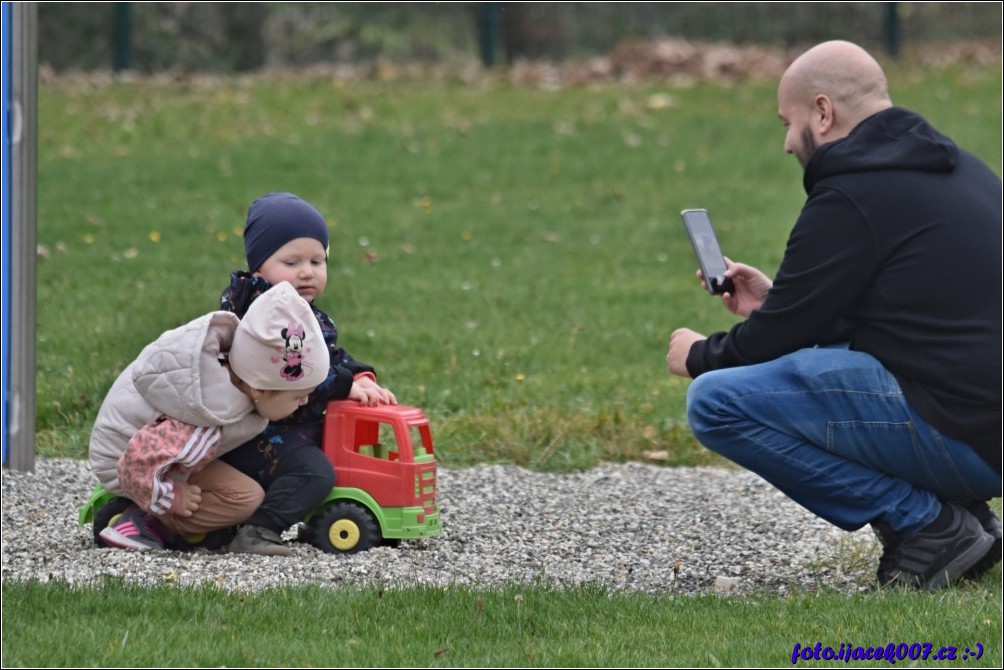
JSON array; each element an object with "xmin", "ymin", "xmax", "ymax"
[
  {"xmin": 113, "ymin": 2, "xmax": 133, "ymax": 72},
  {"xmin": 884, "ymin": 2, "xmax": 901, "ymax": 58},
  {"xmin": 2, "ymin": 1, "xmax": 38, "ymax": 472},
  {"xmin": 476, "ymin": 2, "xmax": 502, "ymax": 67}
]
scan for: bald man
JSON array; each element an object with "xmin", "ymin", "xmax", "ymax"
[{"xmin": 666, "ymin": 41, "xmax": 1001, "ymax": 590}]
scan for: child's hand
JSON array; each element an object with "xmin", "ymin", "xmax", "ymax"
[
  {"xmin": 349, "ymin": 377, "xmax": 398, "ymax": 407},
  {"xmin": 174, "ymin": 482, "xmax": 203, "ymax": 517}
]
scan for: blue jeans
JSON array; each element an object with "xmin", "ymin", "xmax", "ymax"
[{"xmin": 687, "ymin": 347, "xmax": 1001, "ymax": 535}]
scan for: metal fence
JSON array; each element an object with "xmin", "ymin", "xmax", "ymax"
[{"xmin": 38, "ymin": 2, "xmax": 1003, "ymax": 74}]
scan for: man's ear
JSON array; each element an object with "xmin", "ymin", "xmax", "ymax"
[{"xmin": 812, "ymin": 94, "xmax": 835, "ymax": 136}]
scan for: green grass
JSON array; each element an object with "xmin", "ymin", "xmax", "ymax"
[
  {"xmin": 34, "ymin": 63, "xmax": 1003, "ymax": 470},
  {"xmin": 3, "ymin": 580, "xmax": 1001, "ymax": 668},
  {"xmin": 15, "ymin": 61, "xmax": 1003, "ymax": 668}
]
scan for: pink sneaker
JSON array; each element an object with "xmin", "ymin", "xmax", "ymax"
[{"xmin": 99, "ymin": 504, "xmax": 168, "ymax": 551}]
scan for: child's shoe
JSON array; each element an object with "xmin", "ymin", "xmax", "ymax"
[
  {"xmin": 99, "ymin": 504, "xmax": 168, "ymax": 551},
  {"xmin": 225, "ymin": 524, "xmax": 291, "ymax": 556}
]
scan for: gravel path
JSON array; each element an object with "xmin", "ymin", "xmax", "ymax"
[{"xmin": 2, "ymin": 458, "xmax": 876, "ymax": 596}]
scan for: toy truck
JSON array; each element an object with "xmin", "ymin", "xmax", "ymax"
[{"xmin": 79, "ymin": 400, "xmax": 442, "ymax": 554}]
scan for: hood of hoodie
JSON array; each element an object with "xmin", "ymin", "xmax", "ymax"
[
  {"xmin": 803, "ymin": 107, "xmax": 959, "ymax": 194},
  {"xmin": 132, "ymin": 311, "xmax": 256, "ymax": 426}
]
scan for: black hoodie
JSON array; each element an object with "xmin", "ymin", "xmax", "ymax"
[{"xmin": 687, "ymin": 107, "xmax": 1002, "ymax": 473}]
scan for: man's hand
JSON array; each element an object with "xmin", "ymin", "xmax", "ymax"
[
  {"xmin": 698, "ymin": 258, "xmax": 772, "ymax": 317},
  {"xmin": 718, "ymin": 258, "xmax": 772, "ymax": 317},
  {"xmin": 667, "ymin": 328, "xmax": 705, "ymax": 378}
]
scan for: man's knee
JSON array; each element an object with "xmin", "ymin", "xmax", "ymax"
[{"xmin": 686, "ymin": 370, "xmax": 730, "ymax": 441}]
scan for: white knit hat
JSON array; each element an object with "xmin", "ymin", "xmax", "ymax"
[{"xmin": 229, "ymin": 281, "xmax": 329, "ymax": 391}]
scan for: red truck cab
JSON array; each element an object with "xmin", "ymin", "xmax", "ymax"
[{"xmin": 299, "ymin": 401, "xmax": 442, "ymax": 553}]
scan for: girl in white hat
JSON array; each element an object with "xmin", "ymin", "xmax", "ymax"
[{"xmin": 89, "ymin": 282, "xmax": 327, "ymax": 554}]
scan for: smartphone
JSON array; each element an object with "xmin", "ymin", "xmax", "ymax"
[{"xmin": 681, "ymin": 208, "xmax": 735, "ymax": 295}]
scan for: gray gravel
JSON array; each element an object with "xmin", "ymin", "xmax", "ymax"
[{"xmin": 2, "ymin": 458, "xmax": 876, "ymax": 596}]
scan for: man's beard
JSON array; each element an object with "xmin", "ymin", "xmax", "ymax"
[{"xmin": 796, "ymin": 126, "xmax": 818, "ymax": 169}]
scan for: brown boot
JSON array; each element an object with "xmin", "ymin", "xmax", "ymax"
[{"xmin": 226, "ymin": 524, "xmax": 291, "ymax": 557}]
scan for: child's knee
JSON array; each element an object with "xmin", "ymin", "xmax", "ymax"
[
  {"xmin": 215, "ymin": 480, "xmax": 265, "ymax": 514},
  {"xmin": 313, "ymin": 462, "xmax": 335, "ymax": 491},
  {"xmin": 242, "ymin": 482, "xmax": 266, "ymax": 509},
  {"xmin": 292, "ymin": 447, "xmax": 335, "ymax": 490}
]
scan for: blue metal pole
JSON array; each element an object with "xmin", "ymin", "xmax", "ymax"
[
  {"xmin": 2, "ymin": 1, "xmax": 13, "ymax": 466},
  {"xmin": 3, "ymin": 1, "xmax": 37, "ymax": 472}
]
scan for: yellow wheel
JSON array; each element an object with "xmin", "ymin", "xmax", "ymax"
[
  {"xmin": 310, "ymin": 502, "xmax": 380, "ymax": 554},
  {"xmin": 328, "ymin": 518, "xmax": 362, "ymax": 551}
]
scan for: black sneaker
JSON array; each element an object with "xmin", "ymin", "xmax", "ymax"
[
  {"xmin": 871, "ymin": 518, "xmax": 901, "ymax": 587},
  {"xmin": 875, "ymin": 502, "xmax": 994, "ymax": 590},
  {"xmin": 960, "ymin": 500, "xmax": 1003, "ymax": 581},
  {"xmin": 871, "ymin": 519, "xmax": 899, "ymax": 551}
]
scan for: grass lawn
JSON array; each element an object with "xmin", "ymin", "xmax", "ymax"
[
  {"xmin": 6, "ymin": 55, "xmax": 1002, "ymax": 667},
  {"xmin": 3, "ymin": 580, "xmax": 1001, "ymax": 667},
  {"xmin": 33, "ymin": 62, "xmax": 1002, "ymax": 471}
]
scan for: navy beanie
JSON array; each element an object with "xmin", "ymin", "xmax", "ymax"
[{"xmin": 244, "ymin": 193, "xmax": 330, "ymax": 271}]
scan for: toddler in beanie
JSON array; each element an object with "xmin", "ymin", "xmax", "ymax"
[
  {"xmin": 214, "ymin": 192, "xmax": 396, "ymax": 556},
  {"xmin": 244, "ymin": 192, "xmax": 330, "ymax": 273}
]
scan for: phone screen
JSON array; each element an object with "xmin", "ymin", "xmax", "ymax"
[
  {"xmin": 681, "ymin": 209, "xmax": 732, "ymax": 294},
  {"xmin": 686, "ymin": 211, "xmax": 727, "ymax": 276}
]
